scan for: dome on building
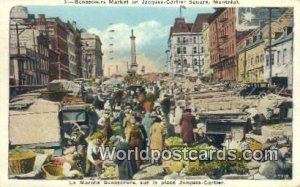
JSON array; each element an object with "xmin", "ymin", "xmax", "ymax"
[{"xmin": 10, "ymin": 6, "xmax": 29, "ymax": 19}]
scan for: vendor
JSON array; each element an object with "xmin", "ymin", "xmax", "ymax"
[
  {"xmin": 85, "ymin": 132, "xmax": 104, "ymax": 177},
  {"xmin": 127, "ymin": 118, "xmax": 144, "ymax": 168}
]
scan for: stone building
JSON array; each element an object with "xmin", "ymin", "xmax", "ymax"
[
  {"xmin": 81, "ymin": 31, "xmax": 103, "ymax": 79},
  {"xmin": 10, "ymin": 6, "xmax": 49, "ymax": 86},
  {"xmin": 168, "ymin": 14, "xmax": 211, "ymax": 75}
]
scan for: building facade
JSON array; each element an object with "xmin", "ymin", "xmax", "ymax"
[
  {"xmin": 65, "ymin": 21, "xmax": 77, "ymax": 80},
  {"xmin": 10, "ymin": 6, "xmax": 49, "ymax": 86},
  {"xmin": 208, "ymin": 8, "xmax": 237, "ymax": 81},
  {"xmin": 264, "ymin": 28, "xmax": 293, "ymax": 89},
  {"xmin": 201, "ymin": 22, "xmax": 213, "ymax": 78},
  {"xmin": 243, "ymin": 33, "xmax": 265, "ymax": 83},
  {"xmin": 35, "ymin": 14, "xmax": 50, "ymax": 85},
  {"xmin": 168, "ymin": 14, "xmax": 210, "ymax": 75},
  {"xmin": 208, "ymin": 7, "xmax": 288, "ymax": 82},
  {"xmin": 237, "ymin": 8, "xmax": 293, "ymax": 85},
  {"xmin": 81, "ymin": 31, "xmax": 103, "ymax": 79},
  {"xmin": 47, "ymin": 17, "xmax": 69, "ymax": 81}
]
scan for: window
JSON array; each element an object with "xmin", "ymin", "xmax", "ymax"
[
  {"xmin": 177, "ymin": 47, "xmax": 181, "ymax": 54},
  {"xmin": 183, "ymin": 37, "xmax": 186, "ymax": 43},
  {"xmin": 183, "ymin": 47, "xmax": 187, "ymax": 54},
  {"xmin": 183, "ymin": 59, "xmax": 187, "ymax": 66},
  {"xmin": 271, "ymin": 53, "xmax": 274, "ymax": 65},
  {"xmin": 193, "ymin": 58, "xmax": 198, "ymax": 66},
  {"xmin": 177, "ymin": 37, "xmax": 180, "ymax": 43},
  {"xmin": 177, "ymin": 59, "xmax": 181, "ymax": 66},
  {"xmin": 193, "ymin": 47, "xmax": 197, "ymax": 54},
  {"xmin": 266, "ymin": 55, "xmax": 269, "ymax": 66},
  {"xmin": 193, "ymin": 37, "xmax": 197, "ymax": 44},
  {"xmin": 283, "ymin": 48, "xmax": 287, "ymax": 64},
  {"xmin": 277, "ymin": 51, "xmax": 280, "ymax": 65},
  {"xmin": 260, "ymin": 54, "xmax": 264, "ymax": 62},
  {"xmin": 256, "ymin": 56, "xmax": 259, "ymax": 64},
  {"xmin": 201, "ymin": 47, "xmax": 204, "ymax": 53}
]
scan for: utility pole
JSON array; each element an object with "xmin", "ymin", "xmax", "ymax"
[
  {"xmin": 268, "ymin": 8, "xmax": 273, "ymax": 86},
  {"xmin": 15, "ymin": 23, "xmax": 22, "ymax": 86}
]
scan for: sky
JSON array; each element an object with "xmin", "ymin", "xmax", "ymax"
[{"xmin": 27, "ymin": 6, "xmax": 215, "ymax": 75}]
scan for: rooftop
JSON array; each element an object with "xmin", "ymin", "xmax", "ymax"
[{"xmin": 169, "ymin": 14, "xmax": 211, "ymax": 36}]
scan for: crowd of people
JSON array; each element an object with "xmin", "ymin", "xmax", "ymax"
[{"xmin": 80, "ymin": 81, "xmax": 202, "ymax": 179}]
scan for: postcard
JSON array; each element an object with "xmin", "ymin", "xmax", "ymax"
[{"xmin": 1, "ymin": 0, "xmax": 299, "ymax": 186}]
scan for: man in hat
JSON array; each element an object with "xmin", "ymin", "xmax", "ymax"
[{"xmin": 85, "ymin": 132, "xmax": 105, "ymax": 177}]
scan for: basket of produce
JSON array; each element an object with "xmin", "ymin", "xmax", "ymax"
[
  {"xmin": 9, "ymin": 151, "xmax": 36, "ymax": 175},
  {"xmin": 163, "ymin": 161, "xmax": 184, "ymax": 174},
  {"xmin": 165, "ymin": 136, "xmax": 184, "ymax": 148},
  {"xmin": 101, "ymin": 166, "xmax": 119, "ymax": 179},
  {"xmin": 112, "ymin": 123, "xmax": 122, "ymax": 136},
  {"xmin": 248, "ymin": 139, "xmax": 263, "ymax": 152},
  {"xmin": 42, "ymin": 163, "xmax": 64, "ymax": 179}
]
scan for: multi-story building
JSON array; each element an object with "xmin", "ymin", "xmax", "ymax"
[
  {"xmin": 265, "ymin": 27, "xmax": 293, "ymax": 89},
  {"xmin": 208, "ymin": 8, "xmax": 288, "ymax": 82},
  {"xmin": 46, "ymin": 17, "xmax": 69, "ymax": 81},
  {"xmin": 236, "ymin": 30, "xmax": 254, "ymax": 83},
  {"xmin": 208, "ymin": 8, "xmax": 237, "ymax": 81},
  {"xmin": 201, "ymin": 22, "xmax": 213, "ymax": 78},
  {"xmin": 74, "ymin": 25, "xmax": 83, "ymax": 78},
  {"xmin": 35, "ymin": 14, "xmax": 50, "ymax": 85},
  {"xmin": 81, "ymin": 31, "xmax": 103, "ymax": 79},
  {"xmin": 242, "ymin": 32, "xmax": 266, "ymax": 83},
  {"xmin": 168, "ymin": 14, "xmax": 211, "ymax": 75},
  {"xmin": 65, "ymin": 21, "xmax": 77, "ymax": 80},
  {"xmin": 10, "ymin": 6, "xmax": 49, "ymax": 86},
  {"xmin": 237, "ymin": 8, "xmax": 293, "ymax": 85}
]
